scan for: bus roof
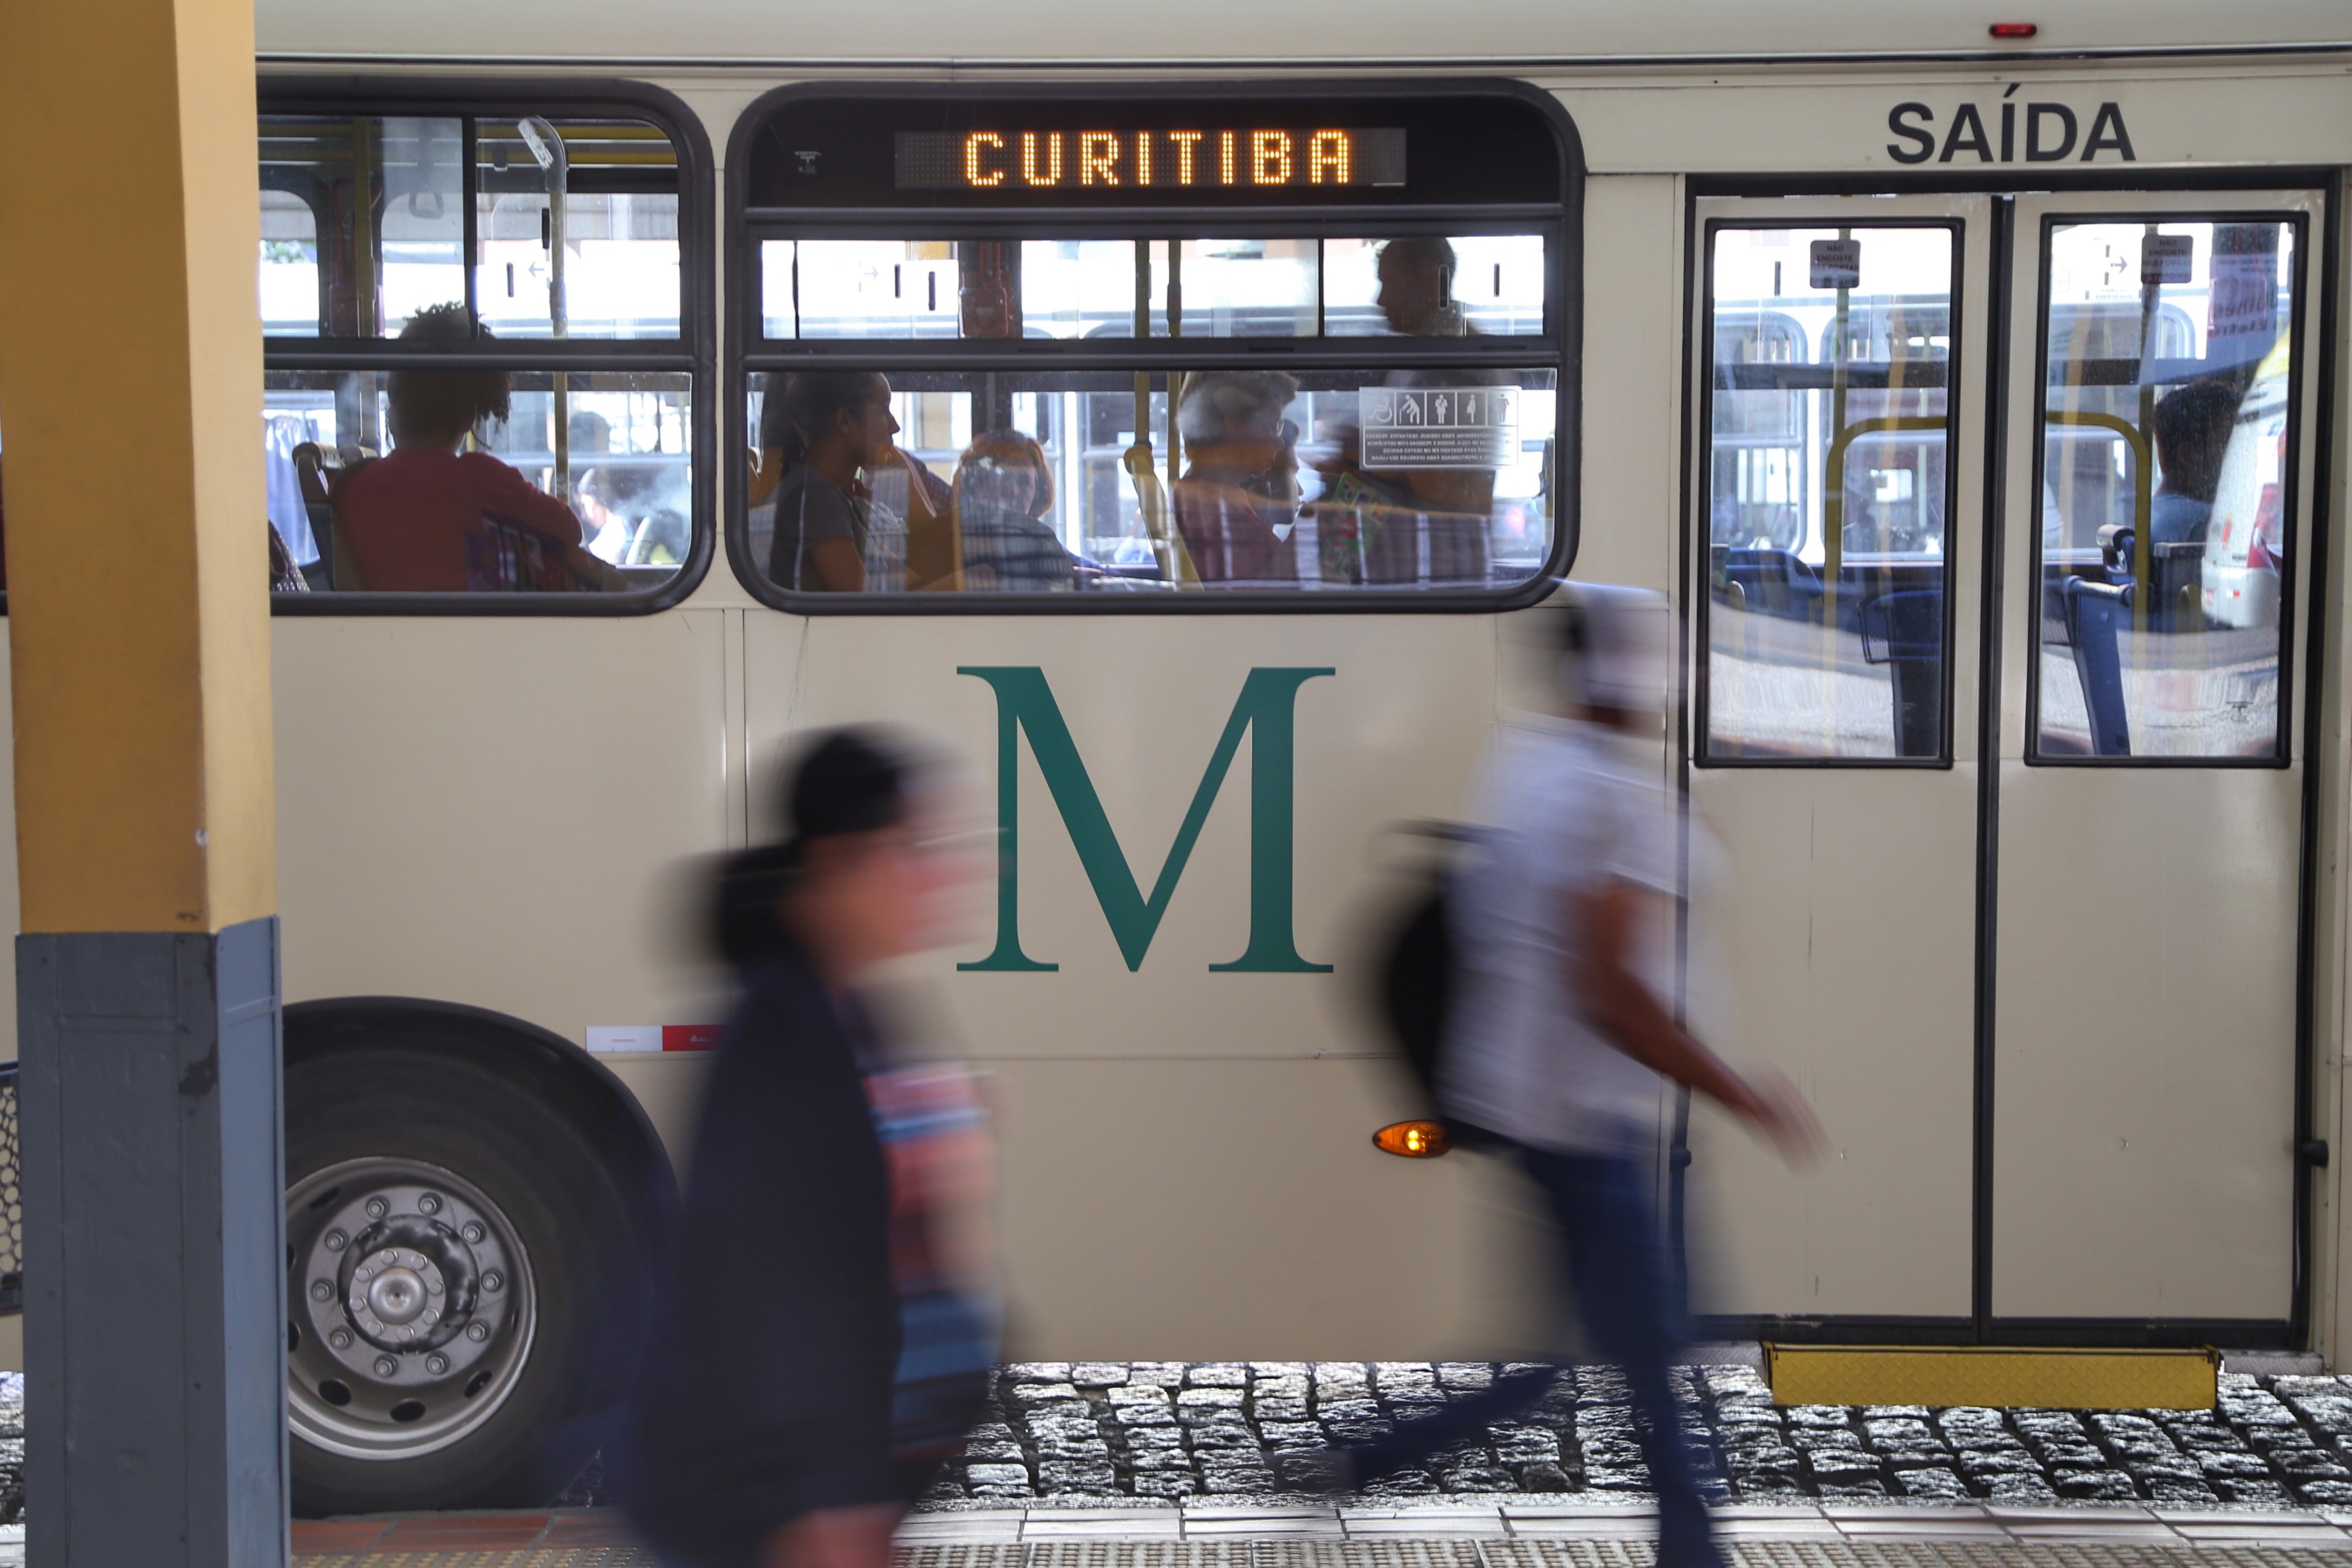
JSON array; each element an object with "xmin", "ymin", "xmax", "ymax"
[{"xmin": 255, "ymin": 0, "xmax": 2351, "ymax": 71}]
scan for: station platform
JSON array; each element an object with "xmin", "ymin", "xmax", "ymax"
[{"xmin": 279, "ymin": 1500, "xmax": 2352, "ymax": 1567}]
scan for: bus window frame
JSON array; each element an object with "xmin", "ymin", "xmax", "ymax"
[
  {"xmin": 1691, "ymin": 213, "xmax": 1969, "ymax": 770},
  {"xmin": 723, "ymin": 77, "xmax": 1585, "ymax": 617},
  {"xmin": 2020, "ymin": 205, "xmax": 2311, "ymax": 771},
  {"xmin": 255, "ymin": 75, "xmax": 717, "ymax": 618}
]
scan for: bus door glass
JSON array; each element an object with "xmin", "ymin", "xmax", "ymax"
[{"xmin": 1702, "ymin": 223, "xmax": 1959, "ymax": 760}]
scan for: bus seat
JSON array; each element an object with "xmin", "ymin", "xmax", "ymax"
[
  {"xmin": 2153, "ymin": 540, "xmax": 2205, "ymax": 632},
  {"xmin": 1860, "ymin": 588, "xmax": 1944, "ymax": 757},
  {"xmin": 2062, "ymin": 577, "xmax": 2132, "ymax": 756},
  {"xmin": 2092, "ymin": 524, "xmax": 2204, "ymax": 634},
  {"xmin": 1720, "ymin": 546, "xmax": 1821, "ymax": 622},
  {"xmin": 291, "ymin": 443, "xmax": 340, "ymax": 590}
]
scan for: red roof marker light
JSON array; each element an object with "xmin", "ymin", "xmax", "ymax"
[{"xmin": 1989, "ymin": 22, "xmax": 2038, "ymax": 37}]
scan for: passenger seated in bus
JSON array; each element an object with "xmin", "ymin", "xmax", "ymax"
[
  {"xmin": 1375, "ymin": 238, "xmax": 1502, "ymax": 578},
  {"xmin": 1376, "ymin": 235, "xmax": 1470, "ymax": 340},
  {"xmin": 2148, "ymin": 380, "xmax": 2240, "ymax": 545},
  {"xmin": 1173, "ymin": 370, "xmax": 1302, "ymax": 586},
  {"xmin": 761, "ymin": 370, "xmax": 904, "ymax": 592},
  {"xmin": 952, "ymin": 431, "xmax": 1074, "ymax": 591},
  {"xmin": 330, "ymin": 304, "xmax": 596, "ymax": 592}
]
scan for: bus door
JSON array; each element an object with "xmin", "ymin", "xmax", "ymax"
[
  {"xmin": 1987, "ymin": 192, "xmax": 2322, "ymax": 1335},
  {"xmin": 1684, "ymin": 196, "xmax": 1994, "ymax": 1328}
]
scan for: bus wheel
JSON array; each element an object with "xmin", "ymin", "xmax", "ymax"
[{"xmin": 284, "ymin": 1045, "xmax": 645, "ymax": 1515}]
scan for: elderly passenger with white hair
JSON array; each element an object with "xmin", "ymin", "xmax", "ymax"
[{"xmin": 1172, "ymin": 369, "xmax": 1302, "ymax": 586}]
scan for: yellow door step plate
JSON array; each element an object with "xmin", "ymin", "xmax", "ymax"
[{"xmin": 1764, "ymin": 1344, "xmax": 2220, "ymax": 1410}]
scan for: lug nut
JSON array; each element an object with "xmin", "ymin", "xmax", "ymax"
[
  {"xmin": 426, "ymin": 1354, "xmax": 449, "ymax": 1375},
  {"xmin": 418, "ymin": 1193, "xmax": 442, "ymax": 1214},
  {"xmin": 374, "ymin": 1356, "xmax": 398, "ymax": 1379},
  {"xmin": 364, "ymin": 1197, "xmax": 389, "ymax": 1220},
  {"xmin": 328, "ymin": 1328, "xmax": 353, "ymax": 1350},
  {"xmin": 323, "ymin": 1230, "xmax": 348, "ymax": 1253},
  {"xmin": 461, "ymin": 1223, "xmax": 485, "ymax": 1245},
  {"xmin": 483, "ymin": 1271, "xmax": 504, "ymax": 1293},
  {"xmin": 466, "ymin": 1321, "xmax": 490, "ymax": 1342},
  {"xmin": 308, "ymin": 1280, "xmax": 333, "ymax": 1302}
]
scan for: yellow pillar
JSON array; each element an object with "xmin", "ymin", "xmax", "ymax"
[
  {"xmin": 0, "ymin": 0, "xmax": 274, "ymax": 933},
  {"xmin": 0, "ymin": 2, "xmax": 285, "ymax": 1563}
]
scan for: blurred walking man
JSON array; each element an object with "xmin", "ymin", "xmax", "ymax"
[{"xmin": 1308, "ymin": 585, "xmax": 1817, "ymax": 1568}]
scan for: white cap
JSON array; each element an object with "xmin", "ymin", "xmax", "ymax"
[{"xmin": 1558, "ymin": 582, "xmax": 1670, "ymax": 713}]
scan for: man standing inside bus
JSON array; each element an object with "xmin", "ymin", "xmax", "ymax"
[{"xmin": 1304, "ymin": 587, "xmax": 1817, "ymax": 1568}]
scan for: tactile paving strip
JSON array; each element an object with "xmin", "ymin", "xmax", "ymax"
[
  {"xmin": 290, "ymin": 1541, "xmax": 2352, "ymax": 1568},
  {"xmin": 294, "ymin": 1552, "xmax": 659, "ymax": 1568}
]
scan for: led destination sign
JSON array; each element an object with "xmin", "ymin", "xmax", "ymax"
[{"xmin": 895, "ymin": 128, "xmax": 1407, "ymax": 192}]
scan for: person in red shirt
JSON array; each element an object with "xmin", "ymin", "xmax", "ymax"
[{"xmin": 333, "ymin": 304, "xmax": 594, "ymax": 592}]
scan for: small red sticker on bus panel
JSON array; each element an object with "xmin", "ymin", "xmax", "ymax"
[{"xmin": 588, "ymin": 1025, "xmax": 720, "ymax": 1053}]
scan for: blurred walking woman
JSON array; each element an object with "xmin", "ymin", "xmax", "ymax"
[{"xmin": 619, "ymin": 731, "xmax": 995, "ymax": 1568}]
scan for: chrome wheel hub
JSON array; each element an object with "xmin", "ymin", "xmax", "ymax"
[{"xmin": 286, "ymin": 1158, "xmax": 536, "ymax": 1462}]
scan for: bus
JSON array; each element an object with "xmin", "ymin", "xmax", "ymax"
[{"xmin": 9, "ymin": 0, "xmax": 2349, "ymax": 1516}]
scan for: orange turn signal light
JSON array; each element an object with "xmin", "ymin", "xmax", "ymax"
[{"xmin": 1373, "ymin": 1119, "xmax": 1451, "ymax": 1158}]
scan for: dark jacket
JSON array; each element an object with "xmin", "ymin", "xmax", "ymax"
[{"xmin": 617, "ymin": 939, "xmax": 899, "ymax": 1568}]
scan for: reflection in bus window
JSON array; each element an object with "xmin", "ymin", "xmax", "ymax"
[
  {"xmin": 260, "ymin": 107, "xmax": 695, "ymax": 596},
  {"xmin": 2033, "ymin": 219, "xmax": 2298, "ymax": 760},
  {"xmin": 1325, "ymin": 234, "xmax": 1546, "ymax": 337},
  {"xmin": 474, "ymin": 120, "xmax": 681, "ymax": 341},
  {"xmin": 260, "ymin": 188, "xmax": 322, "ymax": 335},
  {"xmin": 762, "ymin": 234, "xmax": 1544, "ymax": 341},
  {"xmin": 260, "ymin": 117, "xmax": 465, "ymax": 339},
  {"xmin": 745, "ymin": 367, "xmax": 1554, "ymax": 595},
  {"xmin": 1701, "ymin": 223, "xmax": 1957, "ymax": 761}
]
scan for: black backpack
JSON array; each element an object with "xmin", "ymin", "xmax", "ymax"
[
  {"xmin": 1375, "ymin": 823, "xmax": 1510, "ymax": 1151},
  {"xmin": 1377, "ymin": 879, "xmax": 1456, "ymax": 1106}
]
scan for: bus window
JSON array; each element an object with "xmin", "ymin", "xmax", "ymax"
[
  {"xmin": 260, "ymin": 117, "xmax": 465, "ymax": 338},
  {"xmin": 735, "ymin": 88, "xmax": 1574, "ymax": 605},
  {"xmin": 260, "ymin": 188, "xmax": 322, "ymax": 335},
  {"xmin": 260, "ymin": 102, "xmax": 700, "ymax": 602},
  {"xmin": 2031, "ymin": 219, "xmax": 2299, "ymax": 760},
  {"xmin": 765, "ymin": 236, "xmax": 1542, "ymax": 342},
  {"xmin": 1323, "ymin": 234, "xmax": 1548, "ymax": 337},
  {"xmin": 1699, "ymin": 222, "xmax": 1957, "ymax": 761},
  {"xmin": 746, "ymin": 367, "xmax": 1555, "ymax": 595},
  {"xmin": 475, "ymin": 120, "xmax": 681, "ymax": 341}
]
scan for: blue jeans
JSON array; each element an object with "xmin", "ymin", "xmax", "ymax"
[{"xmin": 1342, "ymin": 1144, "xmax": 1720, "ymax": 1568}]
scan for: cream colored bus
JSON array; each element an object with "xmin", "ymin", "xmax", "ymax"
[{"xmin": 16, "ymin": 0, "xmax": 2351, "ymax": 1517}]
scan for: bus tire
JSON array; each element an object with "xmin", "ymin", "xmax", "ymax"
[{"xmin": 283, "ymin": 1038, "xmax": 654, "ymax": 1516}]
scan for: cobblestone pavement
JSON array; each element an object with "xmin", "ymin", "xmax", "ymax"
[{"xmin": 915, "ymin": 1364, "xmax": 2352, "ymax": 1510}]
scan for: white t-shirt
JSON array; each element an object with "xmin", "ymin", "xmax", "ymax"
[{"xmin": 1437, "ymin": 716, "xmax": 1677, "ymax": 1154}]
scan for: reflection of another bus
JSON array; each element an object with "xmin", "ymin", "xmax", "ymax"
[
  {"xmin": 2202, "ymin": 339, "xmax": 2291, "ymax": 630},
  {"xmin": 1710, "ymin": 308, "xmax": 1812, "ymax": 551}
]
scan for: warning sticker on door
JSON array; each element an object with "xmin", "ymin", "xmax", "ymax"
[
  {"xmin": 1359, "ymin": 386, "xmax": 1519, "ymax": 470},
  {"xmin": 1809, "ymin": 238, "xmax": 1861, "ymax": 290},
  {"xmin": 2141, "ymin": 233, "xmax": 2194, "ymax": 286}
]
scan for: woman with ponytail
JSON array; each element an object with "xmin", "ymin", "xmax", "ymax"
[{"xmin": 618, "ymin": 730, "xmax": 994, "ymax": 1568}]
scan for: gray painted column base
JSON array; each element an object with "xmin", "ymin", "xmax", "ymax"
[{"xmin": 18, "ymin": 919, "xmax": 288, "ymax": 1568}]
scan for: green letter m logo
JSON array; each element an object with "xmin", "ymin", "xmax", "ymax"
[{"xmin": 957, "ymin": 666, "xmax": 1335, "ymax": 974}]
